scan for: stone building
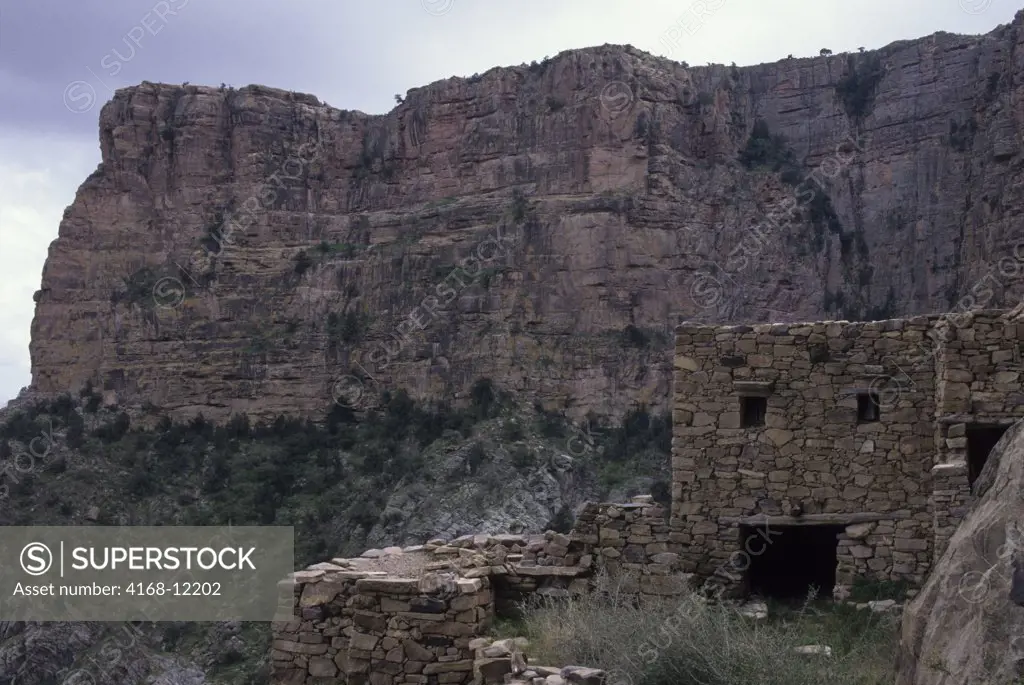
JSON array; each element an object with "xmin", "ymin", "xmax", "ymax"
[{"xmin": 671, "ymin": 308, "xmax": 1024, "ymax": 599}]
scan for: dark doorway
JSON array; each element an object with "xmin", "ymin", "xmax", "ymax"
[
  {"xmin": 966, "ymin": 424, "xmax": 1009, "ymax": 486},
  {"xmin": 742, "ymin": 524, "xmax": 844, "ymax": 600}
]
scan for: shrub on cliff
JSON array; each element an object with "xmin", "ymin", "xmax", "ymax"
[
  {"xmin": 738, "ymin": 119, "xmax": 797, "ymax": 173},
  {"xmin": 835, "ymin": 53, "xmax": 884, "ymax": 120},
  {"xmin": 520, "ymin": 573, "xmax": 897, "ymax": 685}
]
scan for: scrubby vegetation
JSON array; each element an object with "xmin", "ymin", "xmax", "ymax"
[
  {"xmin": 516, "ymin": 574, "xmax": 898, "ymax": 685},
  {"xmin": 834, "ymin": 54, "xmax": 884, "ymax": 120},
  {"xmin": 0, "ymin": 381, "xmax": 671, "ymax": 566},
  {"xmin": 0, "ymin": 384, "xmax": 673, "ymax": 683},
  {"xmin": 739, "ymin": 119, "xmax": 797, "ymax": 173}
]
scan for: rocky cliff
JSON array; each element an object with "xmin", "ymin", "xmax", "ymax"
[{"xmin": 29, "ymin": 14, "xmax": 1024, "ymax": 422}]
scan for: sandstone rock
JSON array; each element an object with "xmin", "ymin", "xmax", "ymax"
[
  {"xmin": 738, "ymin": 600, "xmax": 768, "ymax": 620},
  {"xmin": 867, "ymin": 599, "xmax": 899, "ymax": 613},
  {"xmin": 298, "ymin": 581, "xmax": 347, "ymax": 607},
  {"xmin": 845, "ymin": 522, "xmax": 876, "ymax": 539},
  {"xmin": 529, "ymin": 666, "xmax": 562, "ymax": 677},
  {"xmin": 403, "ymin": 639, "xmax": 435, "ymax": 662},
  {"xmin": 306, "ymin": 562, "xmax": 347, "ymax": 571},
  {"xmin": 477, "ymin": 657, "xmax": 512, "ymax": 683},
  {"xmin": 511, "ymin": 648, "xmax": 528, "ymax": 674},
  {"xmin": 896, "ymin": 421, "xmax": 1024, "ymax": 685},
  {"xmin": 18, "ymin": 31, "xmax": 1024, "ymax": 531},
  {"xmin": 307, "ymin": 656, "xmax": 338, "ymax": 677},
  {"xmin": 560, "ymin": 666, "xmax": 606, "ymax": 685}
]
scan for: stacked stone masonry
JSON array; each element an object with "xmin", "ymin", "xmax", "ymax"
[
  {"xmin": 672, "ymin": 308, "xmax": 1024, "ymax": 595},
  {"xmin": 273, "ymin": 308, "xmax": 1023, "ymax": 683},
  {"xmin": 273, "ymin": 562, "xmax": 493, "ymax": 685},
  {"xmin": 271, "ymin": 496, "xmax": 687, "ymax": 684}
]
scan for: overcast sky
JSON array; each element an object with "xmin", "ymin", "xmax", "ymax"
[{"xmin": 0, "ymin": 0, "xmax": 1017, "ymax": 406}]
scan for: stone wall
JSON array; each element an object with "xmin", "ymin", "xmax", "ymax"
[
  {"xmin": 271, "ymin": 495, "xmax": 692, "ymax": 684},
  {"xmin": 672, "ymin": 308, "xmax": 1024, "ymax": 595},
  {"xmin": 672, "ymin": 316, "xmax": 941, "ymax": 591},
  {"xmin": 572, "ymin": 497, "xmax": 694, "ymax": 596},
  {"xmin": 272, "ymin": 563, "xmax": 492, "ymax": 685},
  {"xmin": 931, "ymin": 309, "xmax": 1024, "ymax": 557},
  {"xmin": 272, "ymin": 568, "xmax": 366, "ymax": 683}
]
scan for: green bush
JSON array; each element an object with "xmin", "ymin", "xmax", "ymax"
[
  {"xmin": 739, "ymin": 119, "xmax": 796, "ymax": 172},
  {"xmin": 620, "ymin": 324, "xmax": 650, "ymax": 348},
  {"xmin": 533, "ymin": 405, "xmax": 566, "ymax": 439},
  {"xmin": 293, "ymin": 250, "xmax": 313, "ymax": 276},
  {"xmin": 502, "ymin": 420, "xmax": 525, "ymax": 442},
  {"xmin": 834, "ymin": 54, "xmax": 884, "ymax": 120},
  {"xmin": 511, "ymin": 190, "xmax": 528, "ymax": 223},
  {"xmin": 519, "ymin": 574, "xmax": 897, "ymax": 685},
  {"xmin": 465, "ymin": 442, "xmax": 487, "ymax": 475},
  {"xmin": 847, "ymin": 576, "xmax": 912, "ymax": 602},
  {"xmin": 546, "ymin": 96, "xmax": 565, "ymax": 112},
  {"xmin": 94, "ymin": 412, "xmax": 131, "ymax": 442},
  {"xmin": 470, "ymin": 378, "xmax": 499, "ymax": 420},
  {"xmin": 600, "ymin": 406, "xmax": 671, "ymax": 462},
  {"xmin": 328, "ymin": 310, "xmax": 367, "ymax": 345},
  {"xmin": 510, "ymin": 443, "xmax": 536, "ymax": 469},
  {"xmin": 84, "ymin": 393, "xmax": 102, "ymax": 413}
]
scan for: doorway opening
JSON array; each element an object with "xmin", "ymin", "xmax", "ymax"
[
  {"xmin": 966, "ymin": 424, "xmax": 1009, "ymax": 486},
  {"xmin": 742, "ymin": 524, "xmax": 844, "ymax": 600}
]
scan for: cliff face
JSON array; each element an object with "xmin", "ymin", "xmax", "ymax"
[{"xmin": 29, "ymin": 15, "xmax": 1024, "ymax": 422}]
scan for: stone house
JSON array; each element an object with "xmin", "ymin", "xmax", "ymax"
[{"xmin": 670, "ymin": 308, "xmax": 1024, "ymax": 598}]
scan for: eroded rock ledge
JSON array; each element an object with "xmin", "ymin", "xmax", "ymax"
[{"xmin": 28, "ymin": 12, "xmax": 1024, "ymax": 423}]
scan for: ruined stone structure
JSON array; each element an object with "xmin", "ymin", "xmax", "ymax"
[
  {"xmin": 271, "ymin": 497, "xmax": 688, "ymax": 685},
  {"xmin": 671, "ymin": 308, "xmax": 1024, "ymax": 597},
  {"xmin": 273, "ymin": 308, "xmax": 1022, "ymax": 683}
]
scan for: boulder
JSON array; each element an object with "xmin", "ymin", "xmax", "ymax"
[
  {"xmin": 896, "ymin": 421, "xmax": 1024, "ymax": 685},
  {"xmin": 560, "ymin": 666, "xmax": 606, "ymax": 685},
  {"xmin": 476, "ymin": 656, "xmax": 512, "ymax": 683}
]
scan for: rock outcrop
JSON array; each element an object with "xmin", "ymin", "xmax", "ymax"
[
  {"xmin": 29, "ymin": 15, "xmax": 1024, "ymax": 422},
  {"xmin": 896, "ymin": 420, "xmax": 1024, "ymax": 685}
]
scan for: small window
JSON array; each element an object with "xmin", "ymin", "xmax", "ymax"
[
  {"xmin": 857, "ymin": 392, "xmax": 880, "ymax": 423},
  {"xmin": 740, "ymin": 396, "xmax": 767, "ymax": 428}
]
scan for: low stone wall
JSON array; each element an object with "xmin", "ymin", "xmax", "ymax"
[
  {"xmin": 270, "ymin": 495, "xmax": 690, "ymax": 684},
  {"xmin": 271, "ymin": 562, "xmax": 492, "ymax": 685},
  {"xmin": 272, "ymin": 568, "xmax": 370, "ymax": 683},
  {"xmin": 835, "ymin": 518, "xmax": 931, "ymax": 596},
  {"xmin": 573, "ymin": 496, "xmax": 694, "ymax": 596},
  {"xmin": 346, "ymin": 575, "xmax": 492, "ymax": 685}
]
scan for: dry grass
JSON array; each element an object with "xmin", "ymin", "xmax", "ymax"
[{"xmin": 514, "ymin": 573, "xmax": 898, "ymax": 685}]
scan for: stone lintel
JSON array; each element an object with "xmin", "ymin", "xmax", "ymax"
[
  {"xmin": 936, "ymin": 414, "xmax": 1019, "ymax": 426},
  {"xmin": 719, "ymin": 512, "xmax": 896, "ymax": 527},
  {"xmin": 732, "ymin": 381, "xmax": 774, "ymax": 396},
  {"xmin": 509, "ymin": 565, "xmax": 586, "ymax": 577},
  {"xmin": 354, "ymin": 577, "xmax": 422, "ymax": 594}
]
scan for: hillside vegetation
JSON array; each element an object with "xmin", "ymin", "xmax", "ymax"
[{"xmin": 0, "ymin": 382, "xmax": 670, "ymax": 684}]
